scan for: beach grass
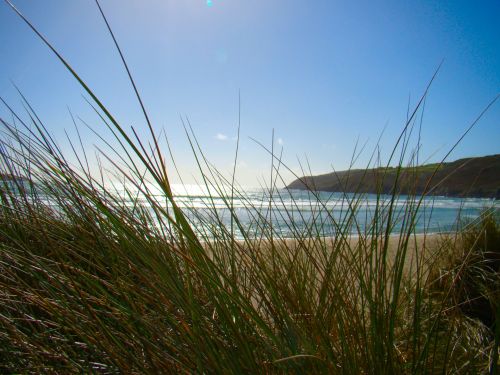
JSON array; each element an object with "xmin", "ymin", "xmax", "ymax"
[{"xmin": 1, "ymin": 2, "xmax": 499, "ymax": 373}]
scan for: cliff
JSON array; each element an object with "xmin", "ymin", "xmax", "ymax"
[{"xmin": 287, "ymin": 154, "xmax": 500, "ymax": 199}]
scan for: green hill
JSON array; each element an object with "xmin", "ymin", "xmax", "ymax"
[{"xmin": 287, "ymin": 154, "xmax": 500, "ymax": 199}]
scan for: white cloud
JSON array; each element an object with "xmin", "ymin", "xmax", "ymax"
[
  {"xmin": 231, "ymin": 161, "xmax": 247, "ymax": 168},
  {"xmin": 322, "ymin": 143, "xmax": 336, "ymax": 151},
  {"xmin": 215, "ymin": 133, "xmax": 228, "ymax": 141},
  {"xmin": 277, "ymin": 138, "xmax": 284, "ymax": 145}
]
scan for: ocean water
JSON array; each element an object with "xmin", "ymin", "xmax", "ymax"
[
  {"xmin": 149, "ymin": 184, "xmax": 498, "ymax": 239},
  {"xmin": 10, "ymin": 179, "xmax": 496, "ymax": 240}
]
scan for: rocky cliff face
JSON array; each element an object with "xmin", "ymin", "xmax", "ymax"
[{"xmin": 287, "ymin": 154, "xmax": 500, "ymax": 199}]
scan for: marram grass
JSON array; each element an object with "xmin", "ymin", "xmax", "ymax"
[{"xmin": 0, "ymin": 1, "xmax": 499, "ymax": 373}]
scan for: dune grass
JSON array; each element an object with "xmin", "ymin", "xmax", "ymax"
[{"xmin": 1, "ymin": 1, "xmax": 499, "ymax": 373}]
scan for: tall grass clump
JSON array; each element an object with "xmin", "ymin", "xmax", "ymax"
[
  {"xmin": 430, "ymin": 210, "xmax": 500, "ymax": 373},
  {"xmin": 1, "ymin": 1, "xmax": 499, "ymax": 373}
]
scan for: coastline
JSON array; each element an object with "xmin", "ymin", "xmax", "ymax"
[{"xmin": 225, "ymin": 232, "xmax": 452, "ymax": 278}]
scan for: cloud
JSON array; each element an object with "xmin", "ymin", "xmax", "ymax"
[
  {"xmin": 322, "ymin": 143, "xmax": 336, "ymax": 150},
  {"xmin": 215, "ymin": 133, "xmax": 228, "ymax": 141},
  {"xmin": 277, "ymin": 138, "xmax": 284, "ymax": 145},
  {"xmin": 231, "ymin": 160, "xmax": 248, "ymax": 168}
]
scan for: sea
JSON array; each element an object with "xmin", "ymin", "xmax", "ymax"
[
  {"xmin": 8, "ymin": 178, "xmax": 497, "ymax": 240},
  {"xmin": 153, "ymin": 184, "xmax": 498, "ymax": 239}
]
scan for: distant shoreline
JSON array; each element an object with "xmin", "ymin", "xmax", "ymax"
[{"xmin": 287, "ymin": 154, "xmax": 500, "ymax": 200}]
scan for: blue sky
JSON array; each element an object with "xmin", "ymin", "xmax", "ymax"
[{"xmin": 1, "ymin": 0, "xmax": 499, "ymax": 186}]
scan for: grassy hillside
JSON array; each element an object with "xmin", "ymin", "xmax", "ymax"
[{"xmin": 287, "ymin": 154, "xmax": 500, "ymax": 199}]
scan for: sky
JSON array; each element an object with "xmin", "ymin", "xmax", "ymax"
[{"xmin": 1, "ymin": 0, "xmax": 499, "ymax": 187}]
